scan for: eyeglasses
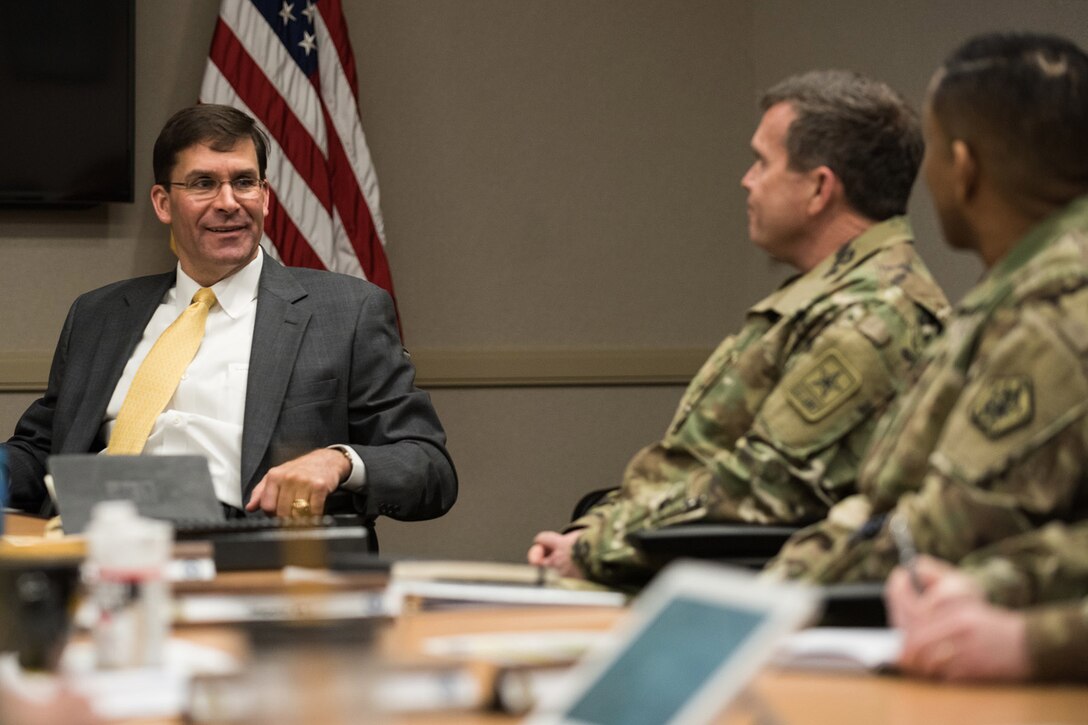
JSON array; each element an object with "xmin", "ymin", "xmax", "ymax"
[{"xmin": 165, "ymin": 176, "xmax": 267, "ymax": 200}]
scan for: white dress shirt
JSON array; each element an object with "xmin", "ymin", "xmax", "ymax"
[{"xmin": 101, "ymin": 255, "xmax": 263, "ymax": 508}]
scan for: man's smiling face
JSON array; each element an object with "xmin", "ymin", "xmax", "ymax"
[{"xmin": 150, "ymin": 138, "xmax": 268, "ymax": 286}]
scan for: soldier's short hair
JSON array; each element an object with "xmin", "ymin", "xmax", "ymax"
[
  {"xmin": 760, "ymin": 70, "xmax": 922, "ymax": 222},
  {"xmin": 153, "ymin": 104, "xmax": 270, "ymax": 186},
  {"xmin": 931, "ymin": 32, "xmax": 1088, "ymax": 200}
]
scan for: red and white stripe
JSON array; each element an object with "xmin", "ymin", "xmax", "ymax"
[{"xmin": 200, "ymin": 0, "xmax": 395, "ymax": 297}]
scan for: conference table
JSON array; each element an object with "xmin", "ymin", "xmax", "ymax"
[
  {"xmin": 387, "ymin": 607, "xmax": 1088, "ymax": 725},
  {"xmin": 3, "ymin": 513, "xmax": 1087, "ymax": 724}
]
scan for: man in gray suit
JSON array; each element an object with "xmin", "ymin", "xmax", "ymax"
[{"xmin": 2, "ymin": 105, "xmax": 457, "ymax": 524}]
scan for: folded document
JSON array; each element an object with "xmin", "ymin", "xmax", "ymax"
[{"xmin": 772, "ymin": 627, "xmax": 903, "ymax": 672}]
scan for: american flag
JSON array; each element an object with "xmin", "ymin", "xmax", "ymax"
[{"xmin": 200, "ymin": 0, "xmax": 395, "ymax": 299}]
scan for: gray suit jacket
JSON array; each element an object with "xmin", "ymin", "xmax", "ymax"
[{"xmin": 4, "ymin": 253, "xmax": 457, "ymax": 522}]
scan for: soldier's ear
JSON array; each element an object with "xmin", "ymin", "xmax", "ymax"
[
  {"xmin": 950, "ymin": 139, "xmax": 978, "ymax": 204},
  {"xmin": 806, "ymin": 165, "xmax": 840, "ymax": 216}
]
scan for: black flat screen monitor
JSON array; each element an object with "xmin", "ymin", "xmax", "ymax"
[{"xmin": 0, "ymin": 0, "xmax": 135, "ymax": 207}]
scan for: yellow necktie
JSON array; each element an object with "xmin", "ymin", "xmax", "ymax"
[{"xmin": 107, "ymin": 287, "xmax": 217, "ymax": 455}]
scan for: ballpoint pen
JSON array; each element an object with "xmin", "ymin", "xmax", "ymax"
[{"xmin": 889, "ymin": 511, "xmax": 924, "ymax": 593}]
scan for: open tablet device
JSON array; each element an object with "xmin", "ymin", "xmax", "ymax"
[
  {"xmin": 526, "ymin": 560, "xmax": 821, "ymax": 725},
  {"xmin": 47, "ymin": 454, "xmax": 223, "ymax": 534}
]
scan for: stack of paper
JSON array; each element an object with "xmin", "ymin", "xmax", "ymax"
[{"xmin": 771, "ymin": 627, "xmax": 903, "ymax": 672}]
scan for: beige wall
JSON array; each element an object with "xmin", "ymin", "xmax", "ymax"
[{"xmin": 2, "ymin": 1, "xmax": 1086, "ymax": 561}]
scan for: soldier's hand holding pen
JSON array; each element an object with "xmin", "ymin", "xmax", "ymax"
[
  {"xmin": 884, "ymin": 512, "xmax": 984, "ymax": 631},
  {"xmin": 884, "ymin": 554, "xmax": 984, "ymax": 631},
  {"xmin": 884, "ymin": 556, "xmax": 1029, "ymax": 681}
]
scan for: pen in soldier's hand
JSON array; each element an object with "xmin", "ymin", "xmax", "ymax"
[{"xmin": 889, "ymin": 512, "xmax": 924, "ymax": 594}]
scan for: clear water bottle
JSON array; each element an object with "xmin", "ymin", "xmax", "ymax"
[{"xmin": 84, "ymin": 500, "xmax": 173, "ymax": 669}]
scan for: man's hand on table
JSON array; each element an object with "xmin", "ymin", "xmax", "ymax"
[{"xmin": 245, "ymin": 448, "xmax": 350, "ymax": 518}]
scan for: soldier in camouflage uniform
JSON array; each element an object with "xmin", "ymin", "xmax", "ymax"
[
  {"xmin": 766, "ymin": 33, "xmax": 1088, "ymax": 588},
  {"xmin": 528, "ymin": 70, "xmax": 948, "ymax": 588},
  {"xmin": 885, "ymin": 522, "xmax": 1088, "ymax": 681}
]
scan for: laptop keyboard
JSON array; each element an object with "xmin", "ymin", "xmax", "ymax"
[{"xmin": 174, "ymin": 514, "xmax": 363, "ymax": 539}]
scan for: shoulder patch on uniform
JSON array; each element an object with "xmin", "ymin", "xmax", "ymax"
[
  {"xmin": 970, "ymin": 375, "xmax": 1034, "ymax": 439},
  {"xmin": 786, "ymin": 348, "xmax": 862, "ymax": 422}
]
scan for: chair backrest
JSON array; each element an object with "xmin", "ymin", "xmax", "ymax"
[{"xmin": 569, "ymin": 487, "xmax": 618, "ymax": 521}]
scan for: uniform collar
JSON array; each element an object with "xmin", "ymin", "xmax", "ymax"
[
  {"xmin": 751, "ymin": 216, "xmax": 914, "ymax": 316},
  {"xmin": 959, "ymin": 194, "xmax": 1088, "ymax": 313}
]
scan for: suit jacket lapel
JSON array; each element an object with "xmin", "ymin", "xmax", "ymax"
[
  {"xmin": 240, "ymin": 255, "xmax": 311, "ymax": 494},
  {"xmin": 66, "ymin": 273, "xmax": 175, "ymax": 452}
]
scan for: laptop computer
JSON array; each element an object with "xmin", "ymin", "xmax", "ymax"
[
  {"xmin": 47, "ymin": 454, "xmax": 223, "ymax": 534},
  {"xmin": 526, "ymin": 560, "xmax": 821, "ymax": 725}
]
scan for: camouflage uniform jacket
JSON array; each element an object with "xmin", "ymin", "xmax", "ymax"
[
  {"xmin": 569, "ymin": 217, "xmax": 948, "ymax": 587},
  {"xmin": 961, "ymin": 522, "xmax": 1088, "ymax": 681},
  {"xmin": 767, "ymin": 196, "xmax": 1088, "ymax": 586},
  {"xmin": 1023, "ymin": 598, "xmax": 1088, "ymax": 680}
]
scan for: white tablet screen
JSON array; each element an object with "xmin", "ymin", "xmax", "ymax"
[{"xmin": 563, "ymin": 596, "xmax": 766, "ymax": 725}]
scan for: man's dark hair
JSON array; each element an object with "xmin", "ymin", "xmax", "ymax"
[
  {"xmin": 760, "ymin": 70, "xmax": 922, "ymax": 221},
  {"xmin": 152, "ymin": 104, "xmax": 270, "ymax": 185},
  {"xmin": 931, "ymin": 31, "xmax": 1088, "ymax": 200}
]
